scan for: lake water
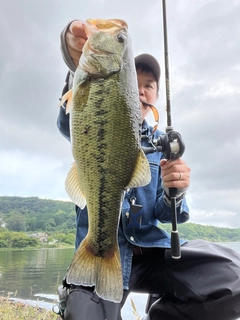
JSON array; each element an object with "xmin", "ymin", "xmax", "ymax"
[{"xmin": 0, "ymin": 242, "xmax": 240, "ymax": 319}]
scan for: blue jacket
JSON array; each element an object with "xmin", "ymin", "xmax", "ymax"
[{"xmin": 57, "ymin": 104, "xmax": 189, "ymax": 289}]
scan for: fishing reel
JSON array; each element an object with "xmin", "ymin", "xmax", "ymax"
[
  {"xmin": 142, "ymin": 129, "xmax": 185, "ymax": 160},
  {"xmin": 140, "ymin": 102, "xmax": 185, "ymax": 160}
]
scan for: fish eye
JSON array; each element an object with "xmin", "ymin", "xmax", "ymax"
[{"xmin": 117, "ymin": 33, "xmax": 125, "ymax": 43}]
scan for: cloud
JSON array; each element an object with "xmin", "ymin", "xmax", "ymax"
[
  {"xmin": 0, "ymin": 0, "xmax": 240, "ymax": 228},
  {"xmin": 0, "ymin": 150, "xmax": 71, "ymax": 200}
]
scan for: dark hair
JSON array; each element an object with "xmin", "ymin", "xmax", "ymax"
[{"xmin": 135, "ymin": 62, "xmax": 159, "ymax": 93}]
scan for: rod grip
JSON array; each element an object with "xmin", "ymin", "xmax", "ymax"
[
  {"xmin": 169, "ymin": 187, "xmax": 177, "ymax": 198},
  {"xmin": 171, "ymin": 231, "xmax": 181, "ymax": 259}
]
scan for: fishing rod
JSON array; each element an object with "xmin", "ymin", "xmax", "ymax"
[
  {"xmin": 162, "ymin": 0, "xmax": 182, "ymax": 259},
  {"xmin": 142, "ymin": 0, "xmax": 185, "ymax": 259}
]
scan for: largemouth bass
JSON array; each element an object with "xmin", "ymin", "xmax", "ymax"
[{"xmin": 60, "ymin": 18, "xmax": 151, "ymax": 302}]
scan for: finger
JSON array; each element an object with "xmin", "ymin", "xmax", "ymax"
[
  {"xmin": 160, "ymin": 159, "xmax": 168, "ymax": 167},
  {"xmin": 66, "ymin": 31, "xmax": 87, "ymax": 52},
  {"xmin": 161, "ymin": 163, "xmax": 184, "ymax": 178},
  {"xmin": 163, "ymin": 170, "xmax": 190, "ymax": 189},
  {"xmin": 67, "ymin": 48, "xmax": 81, "ymax": 67},
  {"xmin": 160, "ymin": 158, "xmax": 183, "ymax": 170},
  {"xmin": 69, "ymin": 21, "xmax": 87, "ymax": 39},
  {"xmin": 163, "ymin": 171, "xmax": 188, "ymax": 182},
  {"xmin": 164, "ymin": 167, "xmax": 190, "ymax": 181}
]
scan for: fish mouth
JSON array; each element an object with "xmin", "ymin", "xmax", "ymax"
[{"xmin": 86, "ymin": 18, "xmax": 128, "ymax": 34}]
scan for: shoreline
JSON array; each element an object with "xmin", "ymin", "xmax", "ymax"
[
  {"xmin": 0, "ymin": 296, "xmax": 60, "ymax": 319},
  {"xmin": 0, "ymin": 245, "xmax": 74, "ymax": 252}
]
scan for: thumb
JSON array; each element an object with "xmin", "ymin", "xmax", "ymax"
[
  {"xmin": 160, "ymin": 159, "xmax": 167, "ymax": 168},
  {"xmin": 69, "ymin": 20, "xmax": 87, "ymax": 38}
]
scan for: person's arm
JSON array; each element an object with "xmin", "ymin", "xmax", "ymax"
[{"xmin": 57, "ymin": 20, "xmax": 88, "ymax": 140}]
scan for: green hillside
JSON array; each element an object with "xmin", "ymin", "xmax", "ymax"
[
  {"xmin": 160, "ymin": 222, "xmax": 240, "ymax": 242},
  {"xmin": 0, "ymin": 196, "xmax": 240, "ymax": 245},
  {"xmin": 0, "ymin": 196, "xmax": 75, "ymax": 233}
]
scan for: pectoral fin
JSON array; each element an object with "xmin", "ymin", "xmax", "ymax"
[
  {"xmin": 127, "ymin": 149, "xmax": 151, "ymax": 188},
  {"xmin": 65, "ymin": 162, "xmax": 86, "ymax": 209},
  {"xmin": 58, "ymin": 89, "xmax": 73, "ymax": 114}
]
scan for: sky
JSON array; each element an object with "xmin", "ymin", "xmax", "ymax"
[{"xmin": 0, "ymin": 0, "xmax": 240, "ymax": 228}]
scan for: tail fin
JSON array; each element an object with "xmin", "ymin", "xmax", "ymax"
[{"xmin": 66, "ymin": 238, "xmax": 123, "ymax": 303}]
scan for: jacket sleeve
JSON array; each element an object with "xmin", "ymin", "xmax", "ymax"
[
  {"xmin": 60, "ymin": 20, "xmax": 78, "ymax": 73},
  {"xmin": 57, "ymin": 21, "xmax": 78, "ymax": 141},
  {"xmin": 155, "ymin": 193, "xmax": 190, "ymax": 224}
]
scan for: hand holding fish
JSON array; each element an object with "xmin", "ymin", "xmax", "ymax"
[
  {"xmin": 160, "ymin": 158, "xmax": 190, "ymax": 189},
  {"xmin": 66, "ymin": 20, "xmax": 87, "ymax": 67}
]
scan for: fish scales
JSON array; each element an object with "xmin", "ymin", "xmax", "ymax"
[
  {"xmin": 61, "ymin": 18, "xmax": 151, "ymax": 302},
  {"xmin": 72, "ymin": 73, "xmax": 139, "ymax": 254}
]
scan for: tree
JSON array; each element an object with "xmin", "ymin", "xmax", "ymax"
[
  {"xmin": 9, "ymin": 232, "xmax": 39, "ymax": 248},
  {"xmin": 6, "ymin": 215, "xmax": 26, "ymax": 232},
  {"xmin": 0, "ymin": 239, "xmax": 7, "ymax": 248}
]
